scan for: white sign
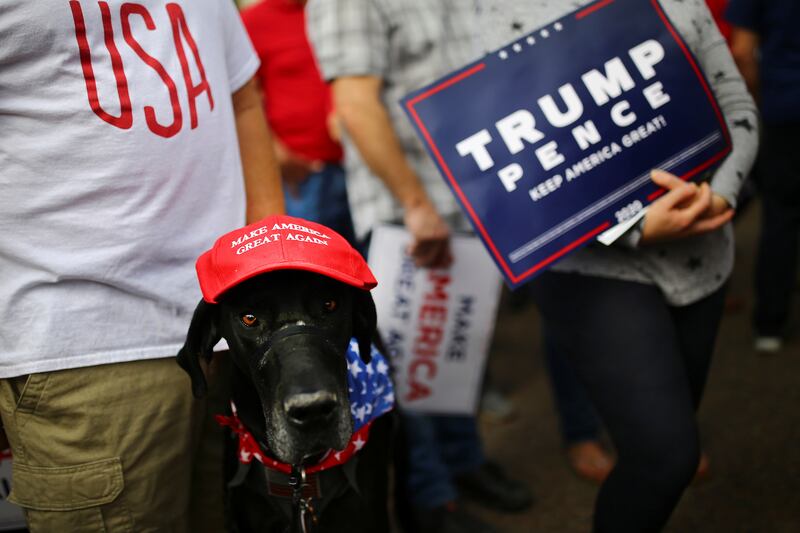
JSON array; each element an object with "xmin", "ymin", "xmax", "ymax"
[
  {"xmin": 0, "ymin": 454, "xmax": 25, "ymax": 531},
  {"xmin": 368, "ymin": 225, "xmax": 502, "ymax": 415}
]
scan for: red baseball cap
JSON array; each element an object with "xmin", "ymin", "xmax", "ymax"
[{"xmin": 196, "ymin": 215, "xmax": 377, "ymax": 303}]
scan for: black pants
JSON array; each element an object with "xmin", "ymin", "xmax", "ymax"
[
  {"xmin": 754, "ymin": 124, "xmax": 800, "ymax": 336},
  {"xmin": 530, "ymin": 272, "xmax": 727, "ymax": 533}
]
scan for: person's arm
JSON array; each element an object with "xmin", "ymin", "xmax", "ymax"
[
  {"xmin": 640, "ymin": 170, "xmax": 734, "ymax": 244},
  {"xmin": 233, "ymin": 77, "xmax": 285, "ymax": 223},
  {"xmin": 272, "ymin": 136, "xmax": 324, "ymax": 190},
  {"xmin": 639, "ymin": 2, "xmax": 759, "ymax": 245},
  {"xmin": 332, "ymin": 75, "xmax": 452, "ymax": 267},
  {"xmin": 729, "ymin": 26, "xmax": 760, "ymax": 101}
]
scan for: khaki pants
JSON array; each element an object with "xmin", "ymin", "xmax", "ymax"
[{"xmin": 0, "ymin": 357, "xmax": 227, "ymax": 533}]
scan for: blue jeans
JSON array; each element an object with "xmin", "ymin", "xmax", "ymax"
[
  {"xmin": 284, "ymin": 164, "xmax": 355, "ymax": 245},
  {"xmin": 402, "ymin": 412, "xmax": 486, "ymax": 508}
]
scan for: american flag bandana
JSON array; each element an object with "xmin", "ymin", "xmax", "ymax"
[{"xmin": 216, "ymin": 340, "xmax": 394, "ymax": 474}]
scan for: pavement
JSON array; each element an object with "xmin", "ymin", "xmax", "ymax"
[{"xmin": 468, "ymin": 200, "xmax": 800, "ymax": 532}]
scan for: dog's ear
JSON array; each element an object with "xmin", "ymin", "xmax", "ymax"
[
  {"xmin": 352, "ymin": 289, "xmax": 377, "ymax": 364},
  {"xmin": 177, "ymin": 300, "xmax": 221, "ymax": 398}
]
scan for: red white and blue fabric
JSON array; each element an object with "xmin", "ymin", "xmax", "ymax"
[{"xmin": 216, "ymin": 340, "xmax": 394, "ymax": 474}]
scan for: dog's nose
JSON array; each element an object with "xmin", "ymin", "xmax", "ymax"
[{"xmin": 283, "ymin": 391, "xmax": 338, "ymax": 426}]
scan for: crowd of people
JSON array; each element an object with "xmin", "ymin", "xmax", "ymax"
[{"xmin": 0, "ymin": 0, "xmax": 796, "ymax": 532}]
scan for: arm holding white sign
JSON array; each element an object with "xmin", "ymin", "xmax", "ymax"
[{"xmin": 332, "ymin": 76, "xmax": 453, "ymax": 268}]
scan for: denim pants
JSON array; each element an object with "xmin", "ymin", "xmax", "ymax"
[
  {"xmin": 284, "ymin": 163, "xmax": 356, "ymax": 245},
  {"xmin": 402, "ymin": 412, "xmax": 486, "ymax": 508}
]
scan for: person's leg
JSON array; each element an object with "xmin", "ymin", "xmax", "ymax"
[
  {"xmin": 531, "ymin": 272, "xmax": 702, "ymax": 533},
  {"xmin": 670, "ymin": 285, "xmax": 727, "ymax": 409},
  {"xmin": 543, "ymin": 333, "xmax": 602, "ymax": 445},
  {"xmin": 401, "ymin": 411, "xmax": 459, "ymax": 509},
  {"xmin": 753, "ymin": 125, "xmax": 800, "ymax": 343},
  {"xmin": 188, "ymin": 353, "xmax": 230, "ymax": 533},
  {"xmin": 399, "ymin": 411, "xmax": 501, "ymax": 533},
  {"xmin": 544, "ymin": 333, "xmax": 613, "ymax": 484},
  {"xmin": 754, "ymin": 194, "xmax": 800, "ymax": 338},
  {"xmin": 436, "ymin": 414, "xmax": 532, "ymax": 513},
  {"xmin": 435, "ymin": 414, "xmax": 486, "ymax": 475},
  {"xmin": 0, "ymin": 358, "xmax": 212, "ymax": 533}
]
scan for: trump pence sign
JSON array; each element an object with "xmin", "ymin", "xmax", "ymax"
[{"xmin": 402, "ymin": 0, "xmax": 731, "ymax": 288}]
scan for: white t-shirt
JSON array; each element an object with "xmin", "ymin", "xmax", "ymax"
[{"xmin": 0, "ymin": 0, "xmax": 259, "ymax": 377}]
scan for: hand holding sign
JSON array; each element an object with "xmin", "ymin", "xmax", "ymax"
[
  {"xmin": 368, "ymin": 226, "xmax": 501, "ymax": 415},
  {"xmin": 641, "ymin": 170, "xmax": 734, "ymax": 243},
  {"xmin": 403, "ymin": 200, "xmax": 453, "ymax": 269}
]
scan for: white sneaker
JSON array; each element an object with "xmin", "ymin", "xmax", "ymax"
[
  {"xmin": 479, "ymin": 388, "xmax": 516, "ymax": 422},
  {"xmin": 754, "ymin": 336, "xmax": 783, "ymax": 353}
]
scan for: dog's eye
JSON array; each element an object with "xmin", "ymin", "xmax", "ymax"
[
  {"xmin": 240, "ymin": 314, "xmax": 259, "ymax": 327},
  {"xmin": 322, "ymin": 299, "xmax": 338, "ymax": 313}
]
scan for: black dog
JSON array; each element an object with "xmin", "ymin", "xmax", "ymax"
[{"xmin": 178, "ymin": 269, "xmax": 392, "ymax": 532}]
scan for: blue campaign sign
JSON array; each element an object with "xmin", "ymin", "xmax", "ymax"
[{"xmin": 402, "ymin": 0, "xmax": 731, "ymax": 288}]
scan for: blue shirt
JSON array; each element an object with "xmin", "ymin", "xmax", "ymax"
[{"xmin": 727, "ymin": 0, "xmax": 800, "ymax": 124}]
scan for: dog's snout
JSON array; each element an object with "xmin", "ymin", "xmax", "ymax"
[{"xmin": 283, "ymin": 391, "xmax": 338, "ymax": 426}]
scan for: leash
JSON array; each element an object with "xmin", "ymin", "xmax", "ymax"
[{"xmin": 289, "ymin": 465, "xmax": 318, "ymax": 533}]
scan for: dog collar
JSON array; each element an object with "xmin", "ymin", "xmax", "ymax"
[{"xmin": 216, "ymin": 339, "xmax": 394, "ymax": 474}]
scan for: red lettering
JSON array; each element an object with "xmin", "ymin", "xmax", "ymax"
[
  {"xmin": 167, "ymin": 3, "xmax": 214, "ymax": 129},
  {"xmin": 427, "ymin": 271, "xmax": 451, "ymax": 301},
  {"xmin": 121, "ymin": 3, "xmax": 183, "ymax": 138},
  {"xmin": 70, "ymin": 1, "xmax": 133, "ymax": 129},
  {"xmin": 405, "ymin": 270, "xmax": 453, "ymax": 402},
  {"xmin": 405, "ymin": 361, "xmax": 435, "ymax": 402},
  {"xmin": 416, "ymin": 326, "xmax": 444, "ymax": 351},
  {"xmin": 419, "ymin": 304, "xmax": 447, "ymax": 324},
  {"xmin": 405, "ymin": 381, "xmax": 432, "ymax": 402},
  {"xmin": 410, "ymin": 359, "xmax": 436, "ymax": 381}
]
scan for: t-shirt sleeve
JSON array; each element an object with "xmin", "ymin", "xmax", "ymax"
[
  {"xmin": 218, "ymin": 0, "xmax": 260, "ymax": 92},
  {"xmin": 725, "ymin": 0, "xmax": 762, "ymax": 32},
  {"xmin": 306, "ymin": 0, "xmax": 389, "ymax": 81}
]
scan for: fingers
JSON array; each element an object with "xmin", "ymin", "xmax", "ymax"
[
  {"xmin": 679, "ymin": 182, "xmax": 712, "ymax": 222},
  {"xmin": 403, "ymin": 200, "xmax": 452, "ymax": 267},
  {"xmin": 704, "ymin": 194, "xmax": 731, "ymax": 218},
  {"xmin": 659, "ymin": 180, "xmax": 698, "ymax": 210},
  {"xmin": 684, "ymin": 208, "xmax": 734, "ymax": 235},
  {"xmin": 651, "ymin": 169, "xmax": 685, "ymax": 190},
  {"xmin": 407, "ymin": 237, "xmax": 451, "ymax": 268},
  {"xmin": 433, "ymin": 241, "xmax": 454, "ymax": 269}
]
